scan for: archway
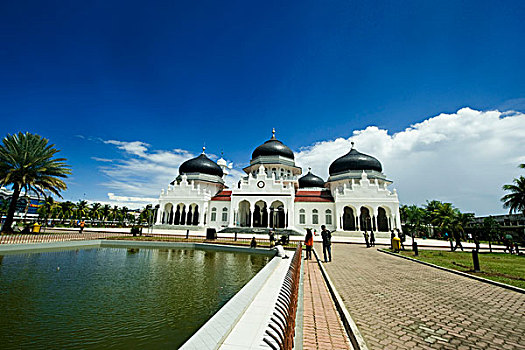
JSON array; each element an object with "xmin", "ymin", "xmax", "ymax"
[
  {"xmin": 174, "ymin": 204, "xmax": 182, "ymax": 225},
  {"xmin": 270, "ymin": 201, "xmax": 285, "ymax": 229},
  {"xmin": 253, "ymin": 200, "xmax": 268, "ymax": 228},
  {"xmin": 238, "ymin": 201, "xmax": 251, "ymax": 227},
  {"xmin": 192, "ymin": 205, "xmax": 199, "ymax": 225},
  {"xmin": 377, "ymin": 207, "xmax": 389, "ymax": 232},
  {"xmin": 360, "ymin": 207, "xmax": 372, "ymax": 232},
  {"xmin": 164, "ymin": 203, "xmax": 173, "ymax": 225},
  {"xmin": 343, "ymin": 206, "xmax": 355, "ymax": 231}
]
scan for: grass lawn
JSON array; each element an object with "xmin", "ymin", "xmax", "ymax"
[{"xmin": 397, "ymin": 250, "xmax": 525, "ymax": 289}]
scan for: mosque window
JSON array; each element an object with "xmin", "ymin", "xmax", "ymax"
[
  {"xmin": 211, "ymin": 207, "xmax": 217, "ymax": 222},
  {"xmin": 299, "ymin": 209, "xmax": 305, "ymax": 224},
  {"xmin": 222, "ymin": 208, "xmax": 228, "ymax": 221},
  {"xmin": 325, "ymin": 209, "xmax": 332, "ymax": 225},
  {"xmin": 312, "ymin": 209, "xmax": 319, "ymax": 225}
]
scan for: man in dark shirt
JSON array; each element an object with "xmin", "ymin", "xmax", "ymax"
[{"xmin": 321, "ymin": 225, "xmax": 332, "ymax": 262}]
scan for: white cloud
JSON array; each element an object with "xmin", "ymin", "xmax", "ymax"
[{"xmin": 295, "ymin": 108, "xmax": 525, "ymax": 215}]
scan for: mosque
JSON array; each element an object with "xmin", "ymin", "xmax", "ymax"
[{"xmin": 155, "ymin": 130, "xmax": 401, "ymax": 236}]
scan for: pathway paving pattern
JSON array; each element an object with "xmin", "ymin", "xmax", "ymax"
[
  {"xmin": 303, "ymin": 257, "xmax": 352, "ymax": 350},
  {"xmin": 320, "ymin": 244, "xmax": 525, "ymax": 349}
]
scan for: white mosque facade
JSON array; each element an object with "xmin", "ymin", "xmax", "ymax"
[{"xmin": 155, "ymin": 131, "xmax": 401, "ymax": 235}]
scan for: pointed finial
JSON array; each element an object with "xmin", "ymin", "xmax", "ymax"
[
  {"xmin": 308, "ymin": 167, "xmax": 312, "ymax": 172},
  {"xmin": 351, "ymin": 141, "xmax": 355, "ymax": 149},
  {"xmin": 202, "ymin": 146, "xmax": 206, "ymax": 154},
  {"xmin": 272, "ymin": 128, "xmax": 276, "ymax": 139}
]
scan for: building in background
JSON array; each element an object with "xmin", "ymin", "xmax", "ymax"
[{"xmin": 155, "ymin": 130, "xmax": 401, "ymax": 236}]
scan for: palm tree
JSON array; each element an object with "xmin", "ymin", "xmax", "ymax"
[
  {"xmin": 100, "ymin": 204, "xmax": 111, "ymax": 227},
  {"xmin": 75, "ymin": 200, "xmax": 89, "ymax": 220},
  {"xmin": 501, "ymin": 176, "xmax": 525, "ymax": 217},
  {"xmin": 0, "ymin": 198, "xmax": 9, "ymax": 217},
  {"xmin": 110, "ymin": 205, "xmax": 120, "ymax": 224},
  {"xmin": 89, "ymin": 203, "xmax": 102, "ymax": 224},
  {"xmin": 431, "ymin": 202, "xmax": 462, "ymax": 251},
  {"xmin": 59, "ymin": 201, "xmax": 76, "ymax": 224},
  {"xmin": 120, "ymin": 206, "xmax": 129, "ymax": 225},
  {"xmin": 0, "ymin": 132, "xmax": 71, "ymax": 233},
  {"xmin": 401, "ymin": 205, "xmax": 426, "ymax": 239},
  {"xmin": 37, "ymin": 196, "xmax": 57, "ymax": 225}
]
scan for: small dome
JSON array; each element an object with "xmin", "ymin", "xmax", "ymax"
[
  {"xmin": 329, "ymin": 145, "xmax": 382, "ymax": 175},
  {"xmin": 179, "ymin": 151, "xmax": 223, "ymax": 177},
  {"xmin": 252, "ymin": 129, "xmax": 294, "ymax": 160},
  {"xmin": 299, "ymin": 169, "xmax": 325, "ymax": 188}
]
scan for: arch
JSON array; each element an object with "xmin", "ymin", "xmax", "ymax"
[
  {"xmin": 192, "ymin": 204, "xmax": 199, "ymax": 225},
  {"xmin": 174, "ymin": 203, "xmax": 183, "ymax": 225},
  {"xmin": 164, "ymin": 203, "xmax": 173, "ymax": 224},
  {"xmin": 377, "ymin": 207, "xmax": 389, "ymax": 232},
  {"xmin": 222, "ymin": 207, "xmax": 228, "ymax": 222},
  {"xmin": 180, "ymin": 204, "xmax": 187, "ymax": 225},
  {"xmin": 360, "ymin": 206, "xmax": 372, "ymax": 232},
  {"xmin": 238, "ymin": 200, "xmax": 251, "ymax": 227},
  {"xmin": 343, "ymin": 206, "xmax": 355, "ymax": 231},
  {"xmin": 312, "ymin": 209, "xmax": 319, "ymax": 225},
  {"xmin": 299, "ymin": 209, "xmax": 306, "ymax": 224},
  {"xmin": 270, "ymin": 200, "xmax": 285, "ymax": 229},
  {"xmin": 325, "ymin": 209, "xmax": 332, "ymax": 225},
  {"xmin": 253, "ymin": 200, "xmax": 268, "ymax": 228}
]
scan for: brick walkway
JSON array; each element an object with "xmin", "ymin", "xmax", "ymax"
[
  {"xmin": 320, "ymin": 243, "xmax": 525, "ymax": 349},
  {"xmin": 303, "ymin": 255, "xmax": 352, "ymax": 350}
]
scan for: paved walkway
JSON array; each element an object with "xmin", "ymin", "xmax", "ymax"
[
  {"xmin": 303, "ymin": 255, "xmax": 351, "ymax": 350},
  {"xmin": 320, "ymin": 243, "xmax": 525, "ymax": 349}
]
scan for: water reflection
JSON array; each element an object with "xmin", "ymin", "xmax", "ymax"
[{"xmin": 0, "ymin": 247, "xmax": 270, "ymax": 349}]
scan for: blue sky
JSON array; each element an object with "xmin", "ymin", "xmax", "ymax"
[{"xmin": 1, "ymin": 1, "xmax": 524, "ymax": 214}]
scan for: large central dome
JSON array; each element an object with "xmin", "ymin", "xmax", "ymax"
[
  {"xmin": 252, "ymin": 130, "xmax": 294, "ymax": 160},
  {"xmin": 179, "ymin": 151, "xmax": 223, "ymax": 177},
  {"xmin": 329, "ymin": 144, "xmax": 382, "ymax": 175}
]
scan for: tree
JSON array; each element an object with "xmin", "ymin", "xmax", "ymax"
[
  {"xmin": 75, "ymin": 200, "xmax": 89, "ymax": 220},
  {"xmin": 59, "ymin": 201, "xmax": 76, "ymax": 224},
  {"xmin": 89, "ymin": 203, "xmax": 102, "ymax": 223},
  {"xmin": 100, "ymin": 204, "xmax": 111, "ymax": 226},
  {"xmin": 0, "ymin": 132, "xmax": 71, "ymax": 233},
  {"xmin": 431, "ymin": 202, "xmax": 468, "ymax": 251},
  {"xmin": 401, "ymin": 205, "xmax": 426, "ymax": 238},
  {"xmin": 38, "ymin": 196, "xmax": 58, "ymax": 225},
  {"xmin": 501, "ymin": 176, "xmax": 525, "ymax": 217}
]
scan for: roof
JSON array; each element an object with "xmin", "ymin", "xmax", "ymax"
[
  {"xmin": 211, "ymin": 190, "xmax": 232, "ymax": 201},
  {"xmin": 294, "ymin": 190, "xmax": 334, "ymax": 203}
]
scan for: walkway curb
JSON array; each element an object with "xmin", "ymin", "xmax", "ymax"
[
  {"xmin": 378, "ymin": 249, "xmax": 525, "ymax": 294},
  {"xmin": 313, "ymin": 248, "xmax": 369, "ymax": 350}
]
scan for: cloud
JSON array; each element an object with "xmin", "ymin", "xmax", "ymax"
[{"xmin": 295, "ymin": 108, "xmax": 525, "ymax": 215}]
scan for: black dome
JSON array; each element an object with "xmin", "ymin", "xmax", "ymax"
[
  {"xmin": 252, "ymin": 133, "xmax": 294, "ymax": 160},
  {"xmin": 329, "ymin": 147, "xmax": 382, "ymax": 175},
  {"xmin": 299, "ymin": 170, "xmax": 325, "ymax": 188},
  {"xmin": 179, "ymin": 153, "xmax": 223, "ymax": 177}
]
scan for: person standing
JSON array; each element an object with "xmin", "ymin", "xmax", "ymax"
[
  {"xmin": 370, "ymin": 230, "xmax": 375, "ymax": 247},
  {"xmin": 79, "ymin": 220, "xmax": 85, "ymax": 234},
  {"xmin": 321, "ymin": 225, "xmax": 332, "ymax": 262},
  {"xmin": 363, "ymin": 231, "xmax": 370, "ymax": 248},
  {"xmin": 250, "ymin": 236, "xmax": 257, "ymax": 248},
  {"xmin": 269, "ymin": 230, "xmax": 275, "ymax": 248},
  {"xmin": 304, "ymin": 229, "xmax": 313, "ymax": 260},
  {"xmin": 453, "ymin": 231, "xmax": 464, "ymax": 251},
  {"xmin": 390, "ymin": 230, "xmax": 396, "ymax": 249}
]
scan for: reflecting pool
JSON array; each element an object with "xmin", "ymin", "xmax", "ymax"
[{"xmin": 0, "ymin": 247, "xmax": 270, "ymax": 349}]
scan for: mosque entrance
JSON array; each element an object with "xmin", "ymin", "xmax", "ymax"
[
  {"xmin": 253, "ymin": 201, "xmax": 268, "ymax": 228},
  {"xmin": 377, "ymin": 207, "xmax": 389, "ymax": 232},
  {"xmin": 342, "ymin": 206, "xmax": 356, "ymax": 231},
  {"xmin": 360, "ymin": 207, "xmax": 372, "ymax": 232},
  {"xmin": 238, "ymin": 201, "xmax": 251, "ymax": 227},
  {"xmin": 270, "ymin": 201, "xmax": 285, "ymax": 229}
]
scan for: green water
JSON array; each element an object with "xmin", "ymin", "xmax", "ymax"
[{"xmin": 0, "ymin": 247, "xmax": 270, "ymax": 349}]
